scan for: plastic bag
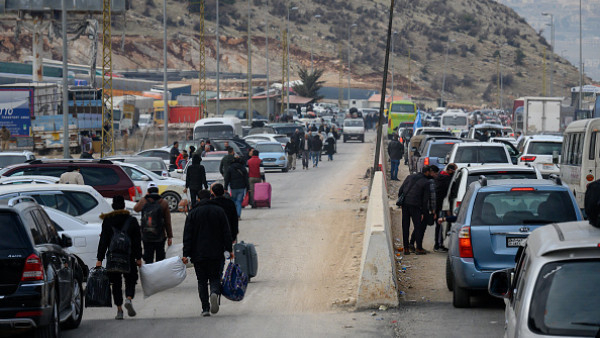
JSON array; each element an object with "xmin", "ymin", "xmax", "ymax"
[
  {"xmin": 139, "ymin": 256, "xmax": 187, "ymax": 298},
  {"xmin": 221, "ymin": 261, "xmax": 248, "ymax": 302},
  {"xmin": 85, "ymin": 267, "xmax": 112, "ymax": 307},
  {"xmin": 165, "ymin": 243, "xmax": 193, "ymax": 268}
]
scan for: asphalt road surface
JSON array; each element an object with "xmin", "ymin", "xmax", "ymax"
[{"xmin": 64, "ymin": 132, "xmax": 396, "ymax": 338}]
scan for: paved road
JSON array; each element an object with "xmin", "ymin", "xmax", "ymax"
[{"xmin": 64, "ymin": 132, "xmax": 395, "ymax": 338}]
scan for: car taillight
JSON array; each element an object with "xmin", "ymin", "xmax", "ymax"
[
  {"xmin": 586, "ymin": 174, "xmax": 594, "ymax": 182},
  {"xmin": 136, "ymin": 186, "xmax": 142, "ymax": 197},
  {"xmin": 511, "ymin": 187, "xmax": 535, "ymax": 191},
  {"xmin": 520, "ymin": 156, "xmax": 536, "ymax": 162},
  {"xmin": 128, "ymin": 187, "xmax": 136, "ymax": 201},
  {"xmin": 424, "ymin": 157, "xmax": 430, "ymax": 166},
  {"xmin": 21, "ymin": 254, "xmax": 44, "ymax": 281},
  {"xmin": 456, "ymin": 201, "xmax": 461, "ymax": 209},
  {"xmin": 458, "ymin": 226, "xmax": 473, "ymax": 258}
]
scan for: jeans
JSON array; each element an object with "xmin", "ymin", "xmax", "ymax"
[
  {"xmin": 328, "ymin": 153, "xmax": 333, "ymax": 161},
  {"xmin": 108, "ymin": 262, "xmax": 138, "ymax": 307},
  {"xmin": 288, "ymin": 153, "xmax": 296, "ymax": 169},
  {"xmin": 230, "ymin": 188, "xmax": 245, "ymax": 217},
  {"xmin": 302, "ymin": 150, "xmax": 310, "ymax": 168},
  {"xmin": 193, "ymin": 259, "xmax": 223, "ymax": 312},
  {"xmin": 390, "ymin": 159, "xmax": 400, "ymax": 180},
  {"xmin": 311, "ymin": 151, "xmax": 319, "ymax": 167},
  {"xmin": 143, "ymin": 240, "xmax": 166, "ymax": 263},
  {"xmin": 402, "ymin": 205, "xmax": 425, "ymax": 250}
]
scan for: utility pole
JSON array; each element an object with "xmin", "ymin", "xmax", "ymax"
[
  {"xmin": 542, "ymin": 47, "xmax": 547, "ymax": 96},
  {"xmin": 391, "ymin": 31, "xmax": 397, "ymax": 101},
  {"xmin": 247, "ymin": 0, "xmax": 252, "ymax": 124},
  {"xmin": 163, "ymin": 0, "xmax": 169, "ymax": 147},
  {"xmin": 286, "ymin": 6, "xmax": 298, "ymax": 115},
  {"xmin": 61, "ymin": 0, "xmax": 69, "ymax": 158},
  {"xmin": 441, "ymin": 40, "xmax": 452, "ymax": 107},
  {"xmin": 408, "ymin": 46, "xmax": 411, "ymax": 97},
  {"xmin": 579, "ymin": 0, "xmax": 583, "ymax": 110},
  {"xmin": 198, "ymin": 0, "xmax": 206, "ymax": 120},
  {"xmin": 347, "ymin": 23, "xmax": 357, "ymax": 109},
  {"xmin": 280, "ymin": 30, "xmax": 287, "ymax": 116},
  {"xmin": 497, "ymin": 54, "xmax": 500, "ymax": 107},
  {"xmin": 265, "ymin": 0, "xmax": 269, "ymax": 120},
  {"xmin": 311, "ymin": 14, "xmax": 321, "ymax": 73},
  {"xmin": 216, "ymin": 0, "xmax": 220, "ymax": 116}
]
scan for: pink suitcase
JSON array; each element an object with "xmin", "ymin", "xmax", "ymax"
[{"xmin": 253, "ymin": 182, "xmax": 272, "ymax": 208}]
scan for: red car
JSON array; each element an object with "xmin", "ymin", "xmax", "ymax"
[{"xmin": 0, "ymin": 159, "xmax": 141, "ymax": 201}]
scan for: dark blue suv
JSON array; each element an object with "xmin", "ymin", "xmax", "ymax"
[{"xmin": 446, "ymin": 178, "xmax": 582, "ymax": 308}]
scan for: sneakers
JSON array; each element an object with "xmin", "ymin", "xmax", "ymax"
[
  {"xmin": 124, "ymin": 299, "xmax": 136, "ymax": 317},
  {"xmin": 209, "ymin": 293, "xmax": 219, "ymax": 314},
  {"xmin": 403, "ymin": 248, "xmax": 411, "ymax": 255},
  {"xmin": 202, "ymin": 311, "xmax": 210, "ymax": 317},
  {"xmin": 115, "ymin": 310, "xmax": 124, "ymax": 320},
  {"xmin": 434, "ymin": 246, "xmax": 449, "ymax": 253}
]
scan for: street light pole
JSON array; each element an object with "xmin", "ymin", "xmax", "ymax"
[
  {"xmin": 347, "ymin": 23, "xmax": 357, "ymax": 109},
  {"xmin": 441, "ymin": 39, "xmax": 454, "ymax": 107},
  {"xmin": 247, "ymin": 0, "xmax": 252, "ymax": 124},
  {"xmin": 579, "ymin": 0, "xmax": 583, "ymax": 110},
  {"xmin": 265, "ymin": 0, "xmax": 269, "ymax": 121},
  {"xmin": 163, "ymin": 0, "xmax": 168, "ymax": 146},
  {"xmin": 286, "ymin": 6, "xmax": 298, "ymax": 114},
  {"xmin": 216, "ymin": 0, "xmax": 220, "ymax": 116},
  {"xmin": 61, "ymin": 0, "xmax": 69, "ymax": 158},
  {"xmin": 311, "ymin": 14, "xmax": 321, "ymax": 73},
  {"xmin": 391, "ymin": 31, "xmax": 397, "ymax": 101},
  {"xmin": 542, "ymin": 12, "xmax": 554, "ymax": 96}
]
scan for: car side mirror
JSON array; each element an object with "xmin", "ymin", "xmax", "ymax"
[
  {"xmin": 488, "ymin": 268, "xmax": 514, "ymax": 299},
  {"xmin": 61, "ymin": 234, "xmax": 73, "ymax": 248},
  {"xmin": 552, "ymin": 151, "xmax": 559, "ymax": 164},
  {"xmin": 140, "ymin": 175, "xmax": 150, "ymax": 181}
]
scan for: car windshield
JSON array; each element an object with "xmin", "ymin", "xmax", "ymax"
[
  {"xmin": 467, "ymin": 172, "xmax": 537, "ymax": 186},
  {"xmin": 194, "ymin": 125, "xmax": 235, "ymax": 139},
  {"xmin": 344, "ymin": 120, "xmax": 364, "ymax": 127},
  {"xmin": 257, "ymin": 144, "xmax": 283, "ymax": 153},
  {"xmin": 528, "ymin": 142, "xmax": 562, "ymax": 155},
  {"xmin": 429, "ymin": 143, "xmax": 456, "ymax": 158},
  {"xmin": 470, "ymin": 190, "xmax": 577, "ymax": 225},
  {"xmin": 454, "ymin": 146, "xmax": 508, "ymax": 163},
  {"xmin": 128, "ymin": 159, "xmax": 167, "ymax": 172},
  {"xmin": 442, "ymin": 116, "xmax": 467, "ymax": 126},
  {"xmin": 201, "ymin": 161, "xmax": 221, "ymax": 173},
  {"xmin": 529, "ymin": 260, "xmax": 600, "ymax": 336},
  {"xmin": 0, "ymin": 155, "xmax": 27, "ymax": 168},
  {"xmin": 223, "ymin": 110, "xmax": 244, "ymax": 118},
  {"xmin": 390, "ymin": 104, "xmax": 415, "ymax": 113}
]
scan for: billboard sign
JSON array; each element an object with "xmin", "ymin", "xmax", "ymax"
[{"xmin": 0, "ymin": 89, "xmax": 32, "ymax": 137}]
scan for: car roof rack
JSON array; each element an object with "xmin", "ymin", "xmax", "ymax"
[
  {"xmin": 548, "ymin": 174, "xmax": 562, "ymax": 186},
  {"xmin": 479, "ymin": 175, "xmax": 488, "ymax": 186},
  {"xmin": 7, "ymin": 196, "xmax": 37, "ymax": 207},
  {"xmin": 28, "ymin": 159, "xmax": 113, "ymax": 165}
]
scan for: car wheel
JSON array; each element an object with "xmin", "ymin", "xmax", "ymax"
[
  {"xmin": 161, "ymin": 192, "xmax": 181, "ymax": 212},
  {"xmin": 35, "ymin": 295, "xmax": 59, "ymax": 338},
  {"xmin": 453, "ymin": 282, "xmax": 471, "ymax": 308},
  {"xmin": 445, "ymin": 256, "xmax": 454, "ymax": 292},
  {"xmin": 62, "ymin": 278, "xmax": 83, "ymax": 330}
]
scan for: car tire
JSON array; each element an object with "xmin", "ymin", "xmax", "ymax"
[
  {"xmin": 445, "ymin": 256, "xmax": 454, "ymax": 292},
  {"xmin": 62, "ymin": 278, "xmax": 83, "ymax": 330},
  {"xmin": 161, "ymin": 192, "xmax": 181, "ymax": 212},
  {"xmin": 453, "ymin": 282, "xmax": 471, "ymax": 308},
  {"xmin": 35, "ymin": 294, "xmax": 59, "ymax": 338}
]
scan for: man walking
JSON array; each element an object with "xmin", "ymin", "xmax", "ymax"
[
  {"xmin": 300, "ymin": 133, "xmax": 311, "ymax": 170},
  {"xmin": 184, "ymin": 155, "xmax": 208, "ymax": 207},
  {"xmin": 407, "ymin": 165, "xmax": 438, "ymax": 251},
  {"xmin": 170, "ymin": 141, "xmax": 180, "ymax": 170},
  {"xmin": 210, "ymin": 183, "xmax": 239, "ymax": 243},
  {"xmin": 96, "ymin": 196, "xmax": 142, "ymax": 320},
  {"xmin": 398, "ymin": 166, "xmax": 433, "ymax": 255},
  {"xmin": 219, "ymin": 147, "xmax": 236, "ymax": 176},
  {"xmin": 224, "ymin": 156, "xmax": 249, "ymax": 218},
  {"xmin": 433, "ymin": 163, "xmax": 457, "ymax": 252},
  {"xmin": 311, "ymin": 133, "xmax": 323, "ymax": 168},
  {"xmin": 285, "ymin": 137, "xmax": 298, "ymax": 170},
  {"xmin": 133, "ymin": 182, "xmax": 173, "ymax": 263},
  {"xmin": 388, "ymin": 133, "xmax": 404, "ymax": 180},
  {"xmin": 59, "ymin": 166, "xmax": 85, "ymax": 185},
  {"xmin": 183, "ymin": 190, "xmax": 233, "ymax": 317},
  {"xmin": 0, "ymin": 126, "xmax": 10, "ymax": 151},
  {"xmin": 247, "ymin": 149, "xmax": 263, "ymax": 206}
]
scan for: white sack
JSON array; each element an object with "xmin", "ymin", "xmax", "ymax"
[
  {"xmin": 166, "ymin": 243, "xmax": 193, "ymax": 268},
  {"xmin": 140, "ymin": 256, "xmax": 187, "ymax": 298}
]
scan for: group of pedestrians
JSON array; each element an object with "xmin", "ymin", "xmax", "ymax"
[{"xmin": 286, "ymin": 129, "xmax": 336, "ymax": 170}]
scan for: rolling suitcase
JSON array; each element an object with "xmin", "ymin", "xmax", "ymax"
[
  {"xmin": 234, "ymin": 241, "xmax": 258, "ymax": 281},
  {"xmin": 253, "ymin": 182, "xmax": 272, "ymax": 208}
]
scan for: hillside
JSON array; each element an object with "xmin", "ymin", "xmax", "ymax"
[{"xmin": 0, "ymin": 0, "xmax": 587, "ymax": 107}]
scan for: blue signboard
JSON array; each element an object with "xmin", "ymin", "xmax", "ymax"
[{"xmin": 0, "ymin": 90, "xmax": 31, "ymax": 137}]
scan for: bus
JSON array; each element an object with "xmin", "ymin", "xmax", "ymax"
[
  {"xmin": 560, "ymin": 117, "xmax": 600, "ymax": 211},
  {"xmin": 386, "ymin": 100, "xmax": 417, "ymax": 139}
]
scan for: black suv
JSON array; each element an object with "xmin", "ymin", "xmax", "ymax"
[{"xmin": 0, "ymin": 197, "xmax": 84, "ymax": 337}]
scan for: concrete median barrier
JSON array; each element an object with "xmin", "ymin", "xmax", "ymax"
[{"xmin": 356, "ymin": 171, "xmax": 398, "ymax": 309}]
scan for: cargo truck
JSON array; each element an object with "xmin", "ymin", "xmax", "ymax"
[{"xmin": 514, "ymin": 97, "xmax": 562, "ymax": 135}]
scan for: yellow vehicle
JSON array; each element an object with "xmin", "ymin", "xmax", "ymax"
[
  {"xmin": 386, "ymin": 100, "xmax": 417, "ymax": 139},
  {"xmin": 153, "ymin": 100, "xmax": 178, "ymax": 126}
]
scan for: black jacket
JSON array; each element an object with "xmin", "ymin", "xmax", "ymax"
[
  {"xmin": 434, "ymin": 171, "xmax": 453, "ymax": 212},
  {"xmin": 398, "ymin": 173, "xmax": 430, "ymax": 211},
  {"xmin": 311, "ymin": 136, "xmax": 323, "ymax": 151},
  {"xmin": 170, "ymin": 147, "xmax": 180, "ymax": 166},
  {"xmin": 80, "ymin": 152, "xmax": 93, "ymax": 159},
  {"xmin": 324, "ymin": 137, "xmax": 335, "ymax": 155},
  {"xmin": 285, "ymin": 141, "xmax": 298, "ymax": 155},
  {"xmin": 219, "ymin": 154, "xmax": 235, "ymax": 176},
  {"xmin": 299, "ymin": 137, "xmax": 312, "ymax": 152},
  {"xmin": 224, "ymin": 162, "xmax": 249, "ymax": 190},
  {"xmin": 585, "ymin": 179, "xmax": 600, "ymax": 227},
  {"xmin": 186, "ymin": 164, "xmax": 208, "ymax": 190},
  {"xmin": 388, "ymin": 140, "xmax": 404, "ymax": 160},
  {"xmin": 210, "ymin": 197, "xmax": 239, "ymax": 242},
  {"xmin": 97, "ymin": 210, "xmax": 142, "ymax": 261},
  {"xmin": 183, "ymin": 198, "xmax": 233, "ymax": 261}
]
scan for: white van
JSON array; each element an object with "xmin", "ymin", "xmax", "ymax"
[
  {"xmin": 193, "ymin": 117, "xmax": 243, "ymax": 140},
  {"xmin": 440, "ymin": 110, "xmax": 469, "ymax": 136},
  {"xmin": 560, "ymin": 118, "xmax": 600, "ymax": 210}
]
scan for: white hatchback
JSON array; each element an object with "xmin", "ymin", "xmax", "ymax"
[
  {"xmin": 517, "ymin": 135, "xmax": 563, "ymax": 178},
  {"xmin": 446, "ymin": 142, "xmax": 513, "ymax": 169}
]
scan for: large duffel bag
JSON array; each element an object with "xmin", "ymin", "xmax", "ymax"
[
  {"xmin": 140, "ymin": 256, "xmax": 187, "ymax": 298},
  {"xmin": 221, "ymin": 261, "xmax": 248, "ymax": 302}
]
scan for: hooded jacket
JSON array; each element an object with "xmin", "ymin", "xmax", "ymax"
[
  {"xmin": 97, "ymin": 210, "xmax": 142, "ymax": 261},
  {"xmin": 398, "ymin": 173, "xmax": 430, "ymax": 211},
  {"xmin": 186, "ymin": 156, "xmax": 208, "ymax": 190},
  {"xmin": 434, "ymin": 171, "xmax": 454, "ymax": 212},
  {"xmin": 219, "ymin": 154, "xmax": 235, "ymax": 176},
  {"xmin": 133, "ymin": 193, "xmax": 173, "ymax": 240},
  {"xmin": 183, "ymin": 198, "xmax": 233, "ymax": 261},
  {"xmin": 388, "ymin": 139, "xmax": 404, "ymax": 160},
  {"xmin": 225, "ymin": 161, "xmax": 249, "ymax": 190}
]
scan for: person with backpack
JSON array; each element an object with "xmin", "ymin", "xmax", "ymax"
[
  {"xmin": 182, "ymin": 190, "xmax": 233, "ymax": 317},
  {"xmin": 96, "ymin": 196, "xmax": 142, "ymax": 320},
  {"xmin": 133, "ymin": 182, "xmax": 174, "ymax": 263},
  {"xmin": 184, "ymin": 154, "xmax": 208, "ymax": 208}
]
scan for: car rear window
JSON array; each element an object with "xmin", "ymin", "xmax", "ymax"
[
  {"xmin": 80, "ymin": 167, "xmax": 120, "ymax": 186},
  {"xmin": 257, "ymin": 144, "xmax": 284, "ymax": 153},
  {"xmin": 466, "ymin": 171, "xmax": 537, "ymax": 186},
  {"xmin": 128, "ymin": 159, "xmax": 167, "ymax": 172},
  {"xmin": 65, "ymin": 192, "xmax": 99, "ymax": 214},
  {"xmin": 274, "ymin": 136, "xmax": 290, "ymax": 144},
  {"xmin": 0, "ymin": 155, "xmax": 27, "ymax": 168},
  {"xmin": 529, "ymin": 260, "xmax": 600, "ymax": 336},
  {"xmin": 202, "ymin": 161, "xmax": 221, "ymax": 173},
  {"xmin": 527, "ymin": 141, "xmax": 562, "ymax": 155},
  {"xmin": 470, "ymin": 190, "xmax": 577, "ymax": 225},
  {"xmin": 0, "ymin": 212, "xmax": 28, "ymax": 249},
  {"xmin": 429, "ymin": 143, "xmax": 456, "ymax": 158},
  {"xmin": 454, "ymin": 146, "xmax": 508, "ymax": 163}
]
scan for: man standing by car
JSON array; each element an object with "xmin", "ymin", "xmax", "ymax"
[
  {"xmin": 433, "ymin": 163, "xmax": 456, "ymax": 252},
  {"xmin": 398, "ymin": 166, "xmax": 433, "ymax": 255},
  {"xmin": 133, "ymin": 183, "xmax": 173, "ymax": 263},
  {"xmin": 247, "ymin": 150, "xmax": 263, "ymax": 206},
  {"xmin": 170, "ymin": 141, "xmax": 180, "ymax": 170},
  {"xmin": 182, "ymin": 190, "xmax": 233, "ymax": 317},
  {"xmin": 219, "ymin": 147, "xmax": 236, "ymax": 176},
  {"xmin": 388, "ymin": 133, "xmax": 404, "ymax": 180},
  {"xmin": 96, "ymin": 196, "xmax": 142, "ymax": 320},
  {"xmin": 59, "ymin": 166, "xmax": 85, "ymax": 185},
  {"xmin": 184, "ymin": 154, "xmax": 208, "ymax": 207}
]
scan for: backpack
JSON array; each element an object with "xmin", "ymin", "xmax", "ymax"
[
  {"xmin": 106, "ymin": 217, "xmax": 133, "ymax": 274},
  {"xmin": 141, "ymin": 197, "xmax": 166, "ymax": 242}
]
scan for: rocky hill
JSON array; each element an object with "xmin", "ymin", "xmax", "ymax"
[{"xmin": 0, "ymin": 0, "xmax": 588, "ymax": 107}]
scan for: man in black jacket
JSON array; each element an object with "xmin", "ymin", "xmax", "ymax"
[
  {"xmin": 388, "ymin": 133, "xmax": 404, "ymax": 180},
  {"xmin": 299, "ymin": 133, "xmax": 312, "ymax": 170},
  {"xmin": 224, "ymin": 156, "xmax": 249, "ymax": 218},
  {"xmin": 184, "ymin": 154, "xmax": 208, "ymax": 207},
  {"xmin": 397, "ymin": 166, "xmax": 432, "ymax": 255},
  {"xmin": 585, "ymin": 179, "xmax": 600, "ymax": 228},
  {"xmin": 96, "ymin": 196, "xmax": 142, "ymax": 320},
  {"xmin": 210, "ymin": 183, "xmax": 239, "ymax": 242},
  {"xmin": 182, "ymin": 190, "xmax": 233, "ymax": 317},
  {"xmin": 169, "ymin": 141, "xmax": 180, "ymax": 170},
  {"xmin": 433, "ymin": 163, "xmax": 457, "ymax": 252},
  {"xmin": 311, "ymin": 133, "xmax": 323, "ymax": 167}
]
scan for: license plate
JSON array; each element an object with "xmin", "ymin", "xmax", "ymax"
[
  {"xmin": 542, "ymin": 164, "xmax": 555, "ymax": 171},
  {"xmin": 506, "ymin": 237, "xmax": 526, "ymax": 247}
]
